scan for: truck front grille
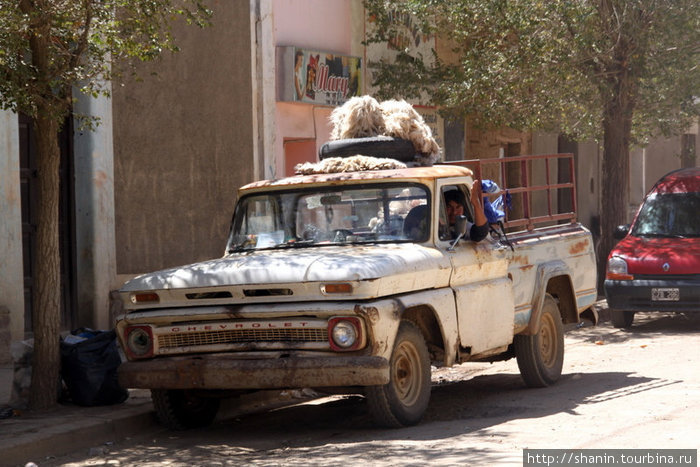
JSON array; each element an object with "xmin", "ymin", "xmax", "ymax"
[{"xmin": 158, "ymin": 328, "xmax": 328, "ymax": 349}]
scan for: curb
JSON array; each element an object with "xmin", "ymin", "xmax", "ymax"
[
  {"xmin": 1, "ymin": 389, "xmax": 320, "ymax": 467},
  {"xmin": 1, "ymin": 399, "xmax": 157, "ymax": 467}
]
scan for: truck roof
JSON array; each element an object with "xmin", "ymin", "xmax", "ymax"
[{"xmin": 240, "ymin": 165, "xmax": 474, "ymax": 192}]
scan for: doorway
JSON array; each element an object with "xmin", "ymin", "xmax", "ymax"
[
  {"xmin": 18, "ymin": 114, "xmax": 77, "ymax": 334},
  {"xmin": 284, "ymin": 139, "xmax": 317, "ymax": 177}
]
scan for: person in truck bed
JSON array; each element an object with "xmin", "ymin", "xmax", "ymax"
[{"xmin": 441, "ymin": 181, "xmax": 489, "ymax": 242}]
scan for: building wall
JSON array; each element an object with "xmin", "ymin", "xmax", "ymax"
[
  {"xmin": 0, "ymin": 110, "xmax": 23, "ymax": 346},
  {"xmin": 270, "ymin": 0, "xmax": 353, "ymax": 177},
  {"xmin": 112, "ymin": 0, "xmax": 255, "ymax": 275},
  {"xmin": 576, "ymin": 140, "xmax": 602, "ymax": 238},
  {"xmin": 628, "ymin": 134, "xmax": 697, "ymax": 217}
]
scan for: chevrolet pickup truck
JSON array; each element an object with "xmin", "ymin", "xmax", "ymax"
[{"xmin": 115, "ymin": 151, "xmax": 598, "ymax": 429}]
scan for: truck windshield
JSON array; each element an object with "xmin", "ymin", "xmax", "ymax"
[
  {"xmin": 226, "ymin": 183, "xmax": 430, "ymax": 252},
  {"xmin": 632, "ymin": 192, "xmax": 700, "ymax": 238}
]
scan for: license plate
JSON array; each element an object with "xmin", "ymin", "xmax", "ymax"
[{"xmin": 651, "ymin": 288, "xmax": 680, "ymax": 301}]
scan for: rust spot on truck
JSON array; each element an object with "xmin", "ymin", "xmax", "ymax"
[
  {"xmin": 354, "ymin": 304, "xmax": 380, "ymax": 323},
  {"xmin": 512, "ymin": 255, "xmax": 530, "ymax": 266},
  {"xmin": 569, "ymin": 239, "xmax": 589, "ymax": 255}
]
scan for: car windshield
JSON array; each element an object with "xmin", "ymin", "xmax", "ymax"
[
  {"xmin": 632, "ymin": 192, "xmax": 700, "ymax": 238},
  {"xmin": 226, "ymin": 183, "xmax": 431, "ymax": 252}
]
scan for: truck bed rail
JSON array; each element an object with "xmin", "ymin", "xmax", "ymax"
[{"xmin": 444, "ymin": 153, "xmax": 577, "ymax": 232}]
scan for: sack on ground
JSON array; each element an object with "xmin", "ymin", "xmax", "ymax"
[{"xmin": 60, "ymin": 329, "xmax": 129, "ymax": 406}]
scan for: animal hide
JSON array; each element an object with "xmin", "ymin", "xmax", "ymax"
[
  {"xmin": 295, "ymin": 95, "xmax": 440, "ymax": 175},
  {"xmin": 328, "ymin": 95, "xmax": 440, "ymax": 165},
  {"xmin": 329, "ymin": 95, "xmax": 386, "ymax": 141},
  {"xmin": 295, "ymin": 155, "xmax": 407, "ymax": 175}
]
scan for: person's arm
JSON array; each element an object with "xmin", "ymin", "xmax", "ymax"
[{"xmin": 469, "ymin": 179, "xmax": 489, "ymax": 242}]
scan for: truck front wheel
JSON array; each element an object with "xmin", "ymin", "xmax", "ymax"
[
  {"xmin": 514, "ymin": 294, "xmax": 564, "ymax": 387},
  {"xmin": 151, "ymin": 389, "xmax": 220, "ymax": 430},
  {"xmin": 366, "ymin": 321, "xmax": 431, "ymax": 427}
]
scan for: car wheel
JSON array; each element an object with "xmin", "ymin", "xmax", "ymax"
[
  {"xmin": 514, "ymin": 294, "xmax": 564, "ymax": 387},
  {"xmin": 151, "ymin": 389, "xmax": 220, "ymax": 430},
  {"xmin": 366, "ymin": 321, "xmax": 431, "ymax": 427},
  {"xmin": 611, "ymin": 310, "xmax": 635, "ymax": 328}
]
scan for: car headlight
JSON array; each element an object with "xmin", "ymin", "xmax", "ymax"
[
  {"xmin": 328, "ymin": 317, "xmax": 364, "ymax": 351},
  {"xmin": 606, "ymin": 256, "xmax": 633, "ymax": 280},
  {"xmin": 125, "ymin": 325, "xmax": 154, "ymax": 359}
]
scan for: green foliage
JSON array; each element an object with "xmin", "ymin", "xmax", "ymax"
[
  {"xmin": 0, "ymin": 0, "xmax": 211, "ymax": 126},
  {"xmin": 364, "ymin": 0, "xmax": 700, "ymax": 144}
]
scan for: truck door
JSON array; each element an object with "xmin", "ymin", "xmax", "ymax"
[{"xmin": 436, "ymin": 180, "xmax": 515, "ymax": 355}]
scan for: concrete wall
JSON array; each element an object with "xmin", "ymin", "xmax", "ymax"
[
  {"xmin": 576, "ymin": 141, "xmax": 601, "ymax": 236},
  {"xmin": 0, "ymin": 110, "xmax": 24, "ymax": 346},
  {"xmin": 628, "ymin": 131, "xmax": 698, "ymax": 221},
  {"xmin": 73, "ymin": 89, "xmax": 117, "ymax": 329},
  {"xmin": 112, "ymin": 0, "xmax": 255, "ymax": 274},
  {"xmin": 630, "ymin": 136, "xmax": 682, "ymax": 217}
]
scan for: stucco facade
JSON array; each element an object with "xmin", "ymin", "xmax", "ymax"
[{"xmin": 112, "ymin": 0, "xmax": 254, "ymax": 276}]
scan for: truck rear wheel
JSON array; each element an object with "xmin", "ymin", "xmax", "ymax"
[
  {"xmin": 366, "ymin": 321, "xmax": 431, "ymax": 427},
  {"xmin": 151, "ymin": 389, "xmax": 220, "ymax": 430},
  {"xmin": 514, "ymin": 294, "xmax": 564, "ymax": 387},
  {"xmin": 611, "ymin": 310, "xmax": 635, "ymax": 328}
]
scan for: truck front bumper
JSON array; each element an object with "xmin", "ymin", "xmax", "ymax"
[{"xmin": 118, "ymin": 354, "xmax": 390, "ymax": 390}]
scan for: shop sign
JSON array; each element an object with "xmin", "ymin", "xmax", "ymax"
[{"xmin": 277, "ymin": 47, "xmax": 363, "ymax": 106}]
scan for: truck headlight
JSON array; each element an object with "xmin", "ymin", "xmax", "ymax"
[
  {"xmin": 328, "ymin": 317, "xmax": 364, "ymax": 351},
  {"xmin": 125, "ymin": 325, "xmax": 154, "ymax": 359},
  {"xmin": 606, "ymin": 256, "xmax": 633, "ymax": 280}
]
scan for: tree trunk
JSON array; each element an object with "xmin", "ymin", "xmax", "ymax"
[
  {"xmin": 29, "ymin": 114, "xmax": 62, "ymax": 411},
  {"xmin": 598, "ymin": 95, "xmax": 633, "ymax": 293}
]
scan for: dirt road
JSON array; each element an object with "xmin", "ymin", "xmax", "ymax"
[{"xmin": 49, "ymin": 311, "xmax": 700, "ymax": 466}]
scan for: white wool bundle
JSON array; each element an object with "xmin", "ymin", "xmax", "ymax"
[
  {"xmin": 327, "ymin": 95, "xmax": 440, "ymax": 166},
  {"xmin": 329, "ymin": 95, "xmax": 386, "ymax": 141},
  {"xmin": 380, "ymin": 99, "xmax": 440, "ymax": 165},
  {"xmin": 295, "ymin": 155, "xmax": 407, "ymax": 175}
]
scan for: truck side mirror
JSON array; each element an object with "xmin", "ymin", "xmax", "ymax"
[
  {"xmin": 455, "ymin": 215, "xmax": 468, "ymax": 236},
  {"xmin": 614, "ymin": 224, "xmax": 630, "ymax": 239},
  {"xmin": 448, "ymin": 215, "xmax": 469, "ymax": 251}
]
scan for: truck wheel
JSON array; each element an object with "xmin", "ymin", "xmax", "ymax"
[
  {"xmin": 611, "ymin": 310, "xmax": 635, "ymax": 328},
  {"xmin": 366, "ymin": 321, "xmax": 431, "ymax": 427},
  {"xmin": 151, "ymin": 389, "xmax": 220, "ymax": 430},
  {"xmin": 514, "ymin": 294, "xmax": 564, "ymax": 387}
]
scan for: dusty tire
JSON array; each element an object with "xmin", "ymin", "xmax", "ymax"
[
  {"xmin": 514, "ymin": 294, "xmax": 564, "ymax": 387},
  {"xmin": 151, "ymin": 389, "xmax": 220, "ymax": 430},
  {"xmin": 611, "ymin": 310, "xmax": 635, "ymax": 328},
  {"xmin": 366, "ymin": 321, "xmax": 431, "ymax": 427}
]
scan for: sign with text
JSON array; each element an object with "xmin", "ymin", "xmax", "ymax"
[{"xmin": 277, "ymin": 47, "xmax": 363, "ymax": 107}]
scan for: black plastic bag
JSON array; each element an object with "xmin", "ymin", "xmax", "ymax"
[{"xmin": 60, "ymin": 329, "xmax": 129, "ymax": 406}]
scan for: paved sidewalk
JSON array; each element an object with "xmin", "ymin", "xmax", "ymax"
[
  {"xmin": 0, "ymin": 389, "xmax": 156, "ymax": 467},
  {"xmin": 0, "ymin": 386, "xmax": 320, "ymax": 467}
]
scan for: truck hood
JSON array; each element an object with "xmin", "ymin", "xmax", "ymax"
[
  {"xmin": 611, "ymin": 235, "xmax": 700, "ymax": 275},
  {"xmin": 121, "ymin": 243, "xmax": 448, "ymax": 292}
]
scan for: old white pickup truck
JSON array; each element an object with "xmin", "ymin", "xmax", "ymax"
[{"xmin": 115, "ymin": 150, "xmax": 597, "ymax": 429}]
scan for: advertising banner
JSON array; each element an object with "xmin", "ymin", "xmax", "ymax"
[{"xmin": 277, "ymin": 47, "xmax": 363, "ymax": 107}]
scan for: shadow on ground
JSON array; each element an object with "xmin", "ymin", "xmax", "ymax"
[
  {"xmin": 569, "ymin": 311, "xmax": 700, "ymax": 345},
  {"xmin": 46, "ymin": 370, "xmax": 674, "ymax": 467}
]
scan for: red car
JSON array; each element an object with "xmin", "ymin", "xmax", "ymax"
[{"xmin": 604, "ymin": 167, "xmax": 700, "ymax": 328}]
